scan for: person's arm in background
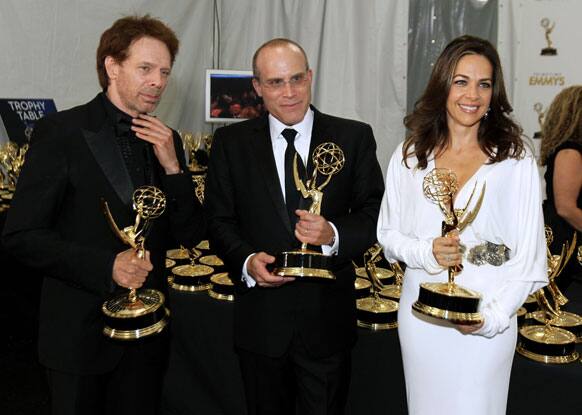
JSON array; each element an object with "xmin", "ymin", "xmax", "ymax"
[{"xmin": 553, "ymin": 148, "xmax": 582, "ymax": 231}]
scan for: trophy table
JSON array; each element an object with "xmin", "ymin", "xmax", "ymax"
[
  {"xmin": 412, "ymin": 168, "xmax": 486, "ymax": 325},
  {"xmin": 101, "ymin": 186, "xmax": 170, "ymax": 340},
  {"xmin": 273, "ymin": 142, "xmax": 345, "ymax": 279}
]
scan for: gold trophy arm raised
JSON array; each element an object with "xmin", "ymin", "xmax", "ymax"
[
  {"xmin": 293, "ymin": 153, "xmax": 310, "ymax": 199},
  {"xmin": 363, "ymin": 244, "xmax": 384, "ymax": 293},
  {"xmin": 535, "ymin": 288, "xmax": 561, "ymax": 322},
  {"xmin": 101, "ymin": 199, "xmax": 138, "ymax": 249},
  {"xmin": 293, "ymin": 153, "xmax": 332, "ymax": 216},
  {"xmin": 457, "ymin": 182, "xmax": 486, "ymax": 232},
  {"xmin": 389, "ymin": 261, "xmax": 404, "ymax": 286}
]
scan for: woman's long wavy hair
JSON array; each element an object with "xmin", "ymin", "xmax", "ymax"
[
  {"xmin": 540, "ymin": 85, "xmax": 582, "ymax": 165},
  {"xmin": 403, "ymin": 35, "xmax": 523, "ymax": 169}
]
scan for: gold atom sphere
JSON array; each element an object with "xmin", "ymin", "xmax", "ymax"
[
  {"xmin": 423, "ymin": 168, "xmax": 458, "ymax": 203},
  {"xmin": 133, "ymin": 186, "xmax": 166, "ymax": 219},
  {"xmin": 313, "ymin": 142, "xmax": 345, "ymax": 176}
]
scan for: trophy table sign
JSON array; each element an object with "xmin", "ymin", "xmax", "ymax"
[
  {"xmin": 101, "ymin": 186, "xmax": 170, "ymax": 340},
  {"xmin": 412, "ymin": 168, "xmax": 486, "ymax": 325},
  {"xmin": 273, "ymin": 142, "xmax": 345, "ymax": 279}
]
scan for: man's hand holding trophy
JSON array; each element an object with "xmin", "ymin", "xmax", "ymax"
[
  {"xmin": 273, "ymin": 142, "xmax": 345, "ymax": 279},
  {"xmin": 101, "ymin": 186, "xmax": 170, "ymax": 340}
]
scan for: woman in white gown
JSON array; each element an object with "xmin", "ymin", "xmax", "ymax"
[{"xmin": 377, "ymin": 36, "xmax": 547, "ymax": 415}]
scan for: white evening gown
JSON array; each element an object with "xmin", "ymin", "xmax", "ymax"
[{"xmin": 377, "ymin": 143, "xmax": 547, "ymax": 415}]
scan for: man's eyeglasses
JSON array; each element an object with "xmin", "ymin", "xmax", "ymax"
[{"xmin": 258, "ymin": 72, "xmax": 309, "ymax": 90}]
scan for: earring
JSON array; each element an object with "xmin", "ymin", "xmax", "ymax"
[{"xmin": 482, "ymin": 108, "xmax": 491, "ymax": 120}]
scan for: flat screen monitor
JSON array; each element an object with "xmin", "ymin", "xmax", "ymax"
[{"xmin": 205, "ymin": 69, "xmax": 265, "ymax": 123}]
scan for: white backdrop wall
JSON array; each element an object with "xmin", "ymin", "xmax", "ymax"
[{"xmin": 0, "ymin": 0, "xmax": 408, "ymax": 172}]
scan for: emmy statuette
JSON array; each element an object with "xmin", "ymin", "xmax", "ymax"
[
  {"xmin": 273, "ymin": 142, "xmax": 345, "ymax": 279},
  {"xmin": 167, "ymin": 244, "xmax": 215, "ymax": 293},
  {"xmin": 412, "ymin": 168, "xmax": 486, "ymax": 325},
  {"xmin": 379, "ymin": 261, "xmax": 404, "ymax": 302},
  {"xmin": 356, "ymin": 244, "xmax": 399, "ymax": 330},
  {"xmin": 101, "ymin": 186, "xmax": 170, "ymax": 340},
  {"xmin": 517, "ymin": 228, "xmax": 579, "ymax": 363}
]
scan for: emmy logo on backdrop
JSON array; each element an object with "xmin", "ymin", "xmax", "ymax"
[
  {"xmin": 540, "ymin": 18, "xmax": 557, "ymax": 56},
  {"xmin": 532, "ymin": 103, "xmax": 545, "ymax": 139},
  {"xmin": 412, "ymin": 168, "xmax": 486, "ymax": 324},
  {"xmin": 273, "ymin": 142, "xmax": 344, "ymax": 279},
  {"xmin": 101, "ymin": 186, "xmax": 170, "ymax": 340},
  {"xmin": 517, "ymin": 227, "xmax": 580, "ymax": 363}
]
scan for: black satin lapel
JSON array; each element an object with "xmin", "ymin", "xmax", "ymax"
[
  {"xmin": 83, "ymin": 126, "xmax": 133, "ymax": 206},
  {"xmin": 250, "ymin": 124, "xmax": 294, "ymax": 235}
]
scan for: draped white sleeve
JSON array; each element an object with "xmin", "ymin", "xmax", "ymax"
[
  {"xmin": 377, "ymin": 143, "xmax": 442, "ymax": 274},
  {"xmin": 472, "ymin": 152, "xmax": 548, "ymax": 337}
]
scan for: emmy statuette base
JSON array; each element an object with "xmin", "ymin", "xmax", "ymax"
[
  {"xmin": 103, "ymin": 308, "xmax": 170, "ymax": 341},
  {"xmin": 516, "ymin": 325, "xmax": 579, "ymax": 364},
  {"xmin": 273, "ymin": 249, "xmax": 334, "ymax": 279},
  {"xmin": 379, "ymin": 284, "xmax": 401, "ymax": 302},
  {"xmin": 357, "ymin": 320, "xmax": 398, "ymax": 330},
  {"xmin": 531, "ymin": 310, "xmax": 582, "ymax": 342},
  {"xmin": 208, "ymin": 273, "xmax": 235, "ymax": 302},
  {"xmin": 412, "ymin": 282, "xmax": 482, "ymax": 325},
  {"xmin": 102, "ymin": 288, "xmax": 169, "ymax": 340},
  {"xmin": 356, "ymin": 297, "xmax": 399, "ymax": 331}
]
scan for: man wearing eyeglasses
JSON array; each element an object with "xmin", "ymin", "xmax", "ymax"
[{"xmin": 205, "ymin": 38, "xmax": 384, "ymax": 415}]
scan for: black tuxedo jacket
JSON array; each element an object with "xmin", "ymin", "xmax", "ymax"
[
  {"xmin": 2, "ymin": 94, "xmax": 205, "ymax": 375},
  {"xmin": 205, "ymin": 108, "xmax": 384, "ymax": 358}
]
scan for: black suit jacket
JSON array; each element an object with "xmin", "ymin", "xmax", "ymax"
[
  {"xmin": 2, "ymin": 94, "xmax": 205, "ymax": 375},
  {"xmin": 205, "ymin": 108, "xmax": 384, "ymax": 358}
]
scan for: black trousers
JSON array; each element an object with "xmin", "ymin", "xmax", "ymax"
[
  {"xmin": 46, "ymin": 333, "xmax": 168, "ymax": 415},
  {"xmin": 237, "ymin": 335, "xmax": 351, "ymax": 415}
]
